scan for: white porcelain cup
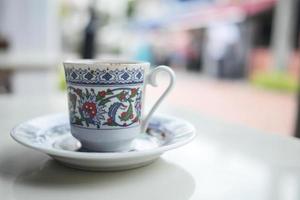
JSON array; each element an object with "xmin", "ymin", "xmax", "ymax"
[{"xmin": 63, "ymin": 60, "xmax": 175, "ymax": 152}]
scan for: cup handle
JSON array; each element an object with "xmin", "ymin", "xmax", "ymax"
[{"xmin": 141, "ymin": 65, "xmax": 176, "ymax": 133}]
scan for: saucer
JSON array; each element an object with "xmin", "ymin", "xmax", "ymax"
[{"xmin": 11, "ymin": 113, "xmax": 195, "ymax": 171}]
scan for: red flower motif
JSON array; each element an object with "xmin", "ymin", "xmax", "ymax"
[
  {"xmin": 129, "ymin": 114, "xmax": 134, "ymax": 119},
  {"xmin": 82, "ymin": 102, "xmax": 97, "ymax": 118},
  {"xmin": 120, "ymin": 93, "xmax": 126, "ymax": 101},
  {"xmin": 121, "ymin": 112, "xmax": 127, "ymax": 118},
  {"xmin": 98, "ymin": 91, "xmax": 106, "ymax": 97},
  {"xmin": 131, "ymin": 88, "xmax": 137, "ymax": 95},
  {"xmin": 107, "ymin": 117, "xmax": 113, "ymax": 125}
]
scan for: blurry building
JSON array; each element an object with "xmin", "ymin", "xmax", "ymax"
[
  {"xmin": 0, "ymin": 0, "xmax": 61, "ymax": 94},
  {"xmin": 0, "ymin": 0, "xmax": 299, "ymax": 94},
  {"xmin": 124, "ymin": 0, "xmax": 300, "ymax": 79}
]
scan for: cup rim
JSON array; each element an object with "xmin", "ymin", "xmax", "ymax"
[{"xmin": 63, "ymin": 59, "xmax": 150, "ymax": 67}]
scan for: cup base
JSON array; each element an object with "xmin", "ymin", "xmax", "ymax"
[
  {"xmin": 70, "ymin": 125, "xmax": 139, "ymax": 152},
  {"xmin": 80, "ymin": 140, "xmax": 133, "ymax": 152}
]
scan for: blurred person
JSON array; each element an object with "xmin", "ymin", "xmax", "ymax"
[
  {"xmin": 134, "ymin": 41, "xmax": 154, "ymax": 63},
  {"xmin": 81, "ymin": 6, "xmax": 99, "ymax": 59},
  {"xmin": 151, "ymin": 29, "xmax": 172, "ymax": 66},
  {"xmin": 204, "ymin": 22, "xmax": 242, "ymax": 78},
  {"xmin": 168, "ymin": 30, "xmax": 190, "ymax": 69},
  {"xmin": 186, "ymin": 29, "xmax": 205, "ymax": 71},
  {"xmin": 133, "ymin": 31, "xmax": 154, "ymax": 64}
]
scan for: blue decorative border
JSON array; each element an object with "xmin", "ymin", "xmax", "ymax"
[{"xmin": 64, "ymin": 67, "xmax": 145, "ymax": 85}]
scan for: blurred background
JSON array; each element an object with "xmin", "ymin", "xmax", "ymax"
[{"xmin": 0, "ymin": 0, "xmax": 299, "ymax": 136}]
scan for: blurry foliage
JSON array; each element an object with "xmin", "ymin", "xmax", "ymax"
[
  {"xmin": 59, "ymin": 67, "xmax": 66, "ymax": 91},
  {"xmin": 251, "ymin": 71, "xmax": 299, "ymax": 92},
  {"xmin": 111, "ymin": 47, "xmax": 121, "ymax": 55},
  {"xmin": 126, "ymin": 0, "xmax": 136, "ymax": 18}
]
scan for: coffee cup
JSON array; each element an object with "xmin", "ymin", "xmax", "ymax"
[{"xmin": 63, "ymin": 60, "xmax": 175, "ymax": 152}]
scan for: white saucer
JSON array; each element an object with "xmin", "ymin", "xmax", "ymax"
[{"xmin": 11, "ymin": 113, "xmax": 195, "ymax": 171}]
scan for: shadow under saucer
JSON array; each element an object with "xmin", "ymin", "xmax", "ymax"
[{"xmin": 12, "ymin": 158, "xmax": 195, "ymax": 200}]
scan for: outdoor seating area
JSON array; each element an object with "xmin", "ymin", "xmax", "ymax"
[{"xmin": 0, "ymin": 0, "xmax": 300, "ymax": 199}]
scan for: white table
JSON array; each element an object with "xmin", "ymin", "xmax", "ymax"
[{"xmin": 1, "ymin": 94, "xmax": 300, "ymax": 200}]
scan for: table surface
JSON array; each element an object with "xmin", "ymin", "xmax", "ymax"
[{"xmin": 1, "ymin": 93, "xmax": 300, "ymax": 200}]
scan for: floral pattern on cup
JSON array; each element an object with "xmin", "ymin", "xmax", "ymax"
[{"xmin": 68, "ymin": 86, "xmax": 142, "ymax": 129}]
